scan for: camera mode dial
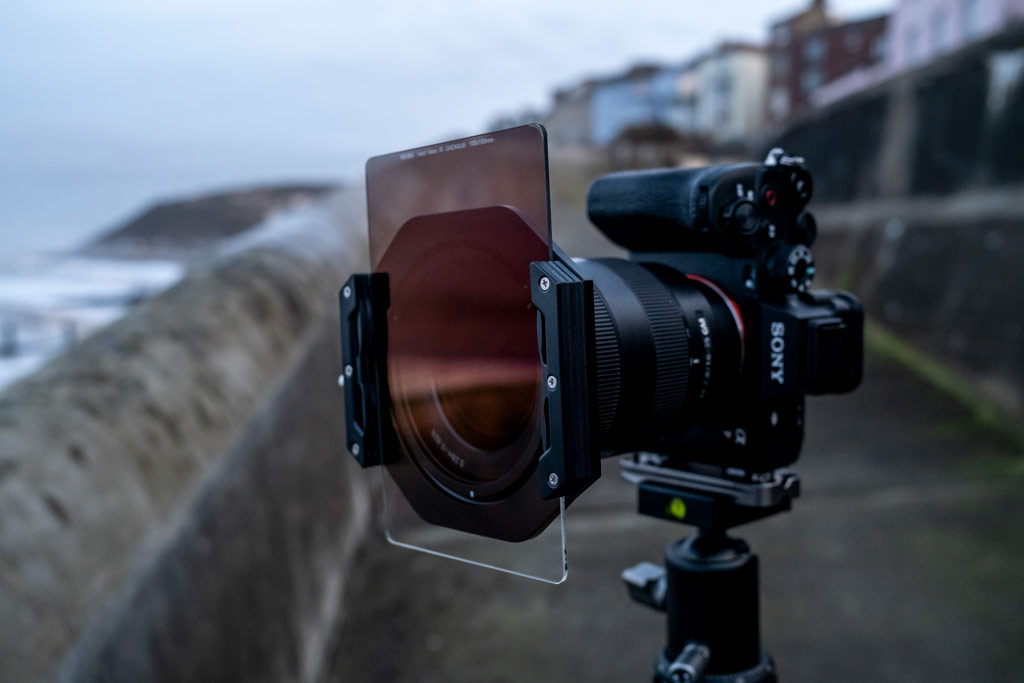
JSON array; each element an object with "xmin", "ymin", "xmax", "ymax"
[{"xmin": 764, "ymin": 244, "xmax": 815, "ymax": 295}]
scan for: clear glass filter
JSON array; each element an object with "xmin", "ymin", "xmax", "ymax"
[{"xmin": 365, "ymin": 124, "xmax": 566, "ymax": 583}]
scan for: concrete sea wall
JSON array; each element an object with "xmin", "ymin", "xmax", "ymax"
[{"xmin": 0, "ymin": 191, "xmax": 370, "ymax": 681}]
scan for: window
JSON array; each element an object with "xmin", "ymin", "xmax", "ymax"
[
  {"xmin": 962, "ymin": 0, "xmax": 981, "ymax": 39},
  {"xmin": 804, "ymin": 36, "xmax": 826, "ymax": 62},
  {"xmin": 677, "ymin": 71, "xmax": 698, "ymax": 97},
  {"xmin": 872, "ymin": 34, "xmax": 888, "ymax": 61},
  {"xmin": 632, "ymin": 79, "xmax": 651, "ymax": 97},
  {"xmin": 772, "ymin": 52, "xmax": 789, "ymax": 76},
  {"xmin": 801, "ymin": 68, "xmax": 823, "ymax": 94},
  {"xmin": 770, "ymin": 88, "xmax": 790, "ymax": 120},
  {"xmin": 906, "ymin": 27, "xmax": 922, "ymax": 64},
  {"xmin": 715, "ymin": 73, "xmax": 733, "ymax": 95},
  {"xmin": 845, "ymin": 29, "xmax": 864, "ymax": 52},
  {"xmin": 716, "ymin": 104, "xmax": 731, "ymax": 127},
  {"xmin": 932, "ymin": 10, "xmax": 949, "ymax": 54}
]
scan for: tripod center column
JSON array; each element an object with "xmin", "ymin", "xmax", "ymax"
[{"xmin": 664, "ymin": 533, "xmax": 763, "ymax": 676}]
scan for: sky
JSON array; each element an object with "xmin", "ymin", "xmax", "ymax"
[{"xmin": 0, "ymin": 0, "xmax": 891, "ymax": 257}]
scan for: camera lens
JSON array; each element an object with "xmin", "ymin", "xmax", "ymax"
[
  {"xmin": 379, "ymin": 206, "xmax": 549, "ymax": 502},
  {"xmin": 574, "ymin": 259, "xmax": 744, "ymax": 455}
]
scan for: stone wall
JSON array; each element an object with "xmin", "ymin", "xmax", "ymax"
[
  {"xmin": 0, "ymin": 190, "xmax": 371, "ymax": 681},
  {"xmin": 813, "ymin": 193, "xmax": 1024, "ymax": 422},
  {"xmin": 771, "ymin": 25, "xmax": 1024, "ymax": 426}
]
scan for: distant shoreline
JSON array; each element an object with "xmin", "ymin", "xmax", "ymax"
[
  {"xmin": 0, "ymin": 181, "xmax": 341, "ymax": 390},
  {"xmin": 79, "ymin": 182, "xmax": 340, "ymax": 262}
]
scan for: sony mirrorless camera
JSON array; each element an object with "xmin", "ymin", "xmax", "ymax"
[{"xmin": 340, "ymin": 127, "xmax": 862, "ymax": 543}]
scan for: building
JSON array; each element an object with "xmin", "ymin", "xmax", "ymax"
[
  {"xmin": 545, "ymin": 65, "xmax": 684, "ymax": 148},
  {"xmin": 588, "ymin": 65, "xmax": 681, "ymax": 146},
  {"xmin": 813, "ymin": 0, "xmax": 1024, "ymax": 108},
  {"xmin": 767, "ymin": 0, "xmax": 889, "ymax": 125},
  {"xmin": 887, "ymin": 0, "xmax": 1024, "ymax": 73},
  {"xmin": 689, "ymin": 42, "xmax": 768, "ymax": 144},
  {"xmin": 544, "ymin": 82, "xmax": 596, "ymax": 148},
  {"xmin": 545, "ymin": 43, "xmax": 767, "ymax": 149}
]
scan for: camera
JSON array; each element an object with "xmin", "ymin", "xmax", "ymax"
[
  {"xmin": 572, "ymin": 148, "xmax": 862, "ymax": 473},
  {"xmin": 340, "ymin": 127, "xmax": 863, "ymax": 544}
]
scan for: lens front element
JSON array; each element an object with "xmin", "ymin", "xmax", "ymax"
[{"xmin": 378, "ymin": 206, "xmax": 559, "ymax": 542}]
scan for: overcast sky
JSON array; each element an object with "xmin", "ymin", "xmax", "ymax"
[{"xmin": 0, "ymin": 0, "xmax": 890, "ymax": 255}]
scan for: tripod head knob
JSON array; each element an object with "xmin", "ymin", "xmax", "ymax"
[
  {"xmin": 622, "ymin": 562, "xmax": 667, "ymax": 612},
  {"xmin": 667, "ymin": 642, "xmax": 711, "ymax": 683}
]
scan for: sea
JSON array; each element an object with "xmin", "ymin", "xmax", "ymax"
[
  {"xmin": 0, "ymin": 166, "xmax": 218, "ymax": 390},
  {"xmin": 0, "ymin": 252, "xmax": 184, "ymax": 391},
  {"xmin": 0, "ymin": 160, "xmax": 355, "ymax": 392}
]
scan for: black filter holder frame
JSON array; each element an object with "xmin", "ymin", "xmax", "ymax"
[
  {"xmin": 530, "ymin": 258, "xmax": 601, "ymax": 503},
  {"xmin": 339, "ymin": 257, "xmax": 603, "ymax": 505},
  {"xmin": 339, "ymin": 272, "xmax": 396, "ymax": 468}
]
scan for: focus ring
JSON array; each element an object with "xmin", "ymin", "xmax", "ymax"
[
  {"xmin": 603, "ymin": 261, "xmax": 689, "ymax": 428},
  {"xmin": 592, "ymin": 292, "xmax": 621, "ymax": 436}
]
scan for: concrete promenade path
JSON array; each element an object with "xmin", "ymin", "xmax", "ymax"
[{"xmin": 328, "ymin": 356, "xmax": 1024, "ymax": 682}]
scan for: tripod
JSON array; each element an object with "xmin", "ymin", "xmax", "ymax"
[{"xmin": 620, "ymin": 456, "xmax": 800, "ymax": 682}]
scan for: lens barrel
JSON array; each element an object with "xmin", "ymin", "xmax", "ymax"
[{"xmin": 575, "ymin": 259, "xmax": 743, "ymax": 455}]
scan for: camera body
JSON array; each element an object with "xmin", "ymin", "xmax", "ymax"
[{"xmin": 573, "ymin": 150, "xmax": 862, "ymax": 478}]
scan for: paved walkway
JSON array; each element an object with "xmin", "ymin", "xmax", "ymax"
[{"xmin": 328, "ymin": 356, "xmax": 1024, "ymax": 682}]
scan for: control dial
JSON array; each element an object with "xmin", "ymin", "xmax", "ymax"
[
  {"xmin": 721, "ymin": 199, "xmax": 760, "ymax": 237},
  {"xmin": 765, "ymin": 244, "xmax": 815, "ymax": 294}
]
